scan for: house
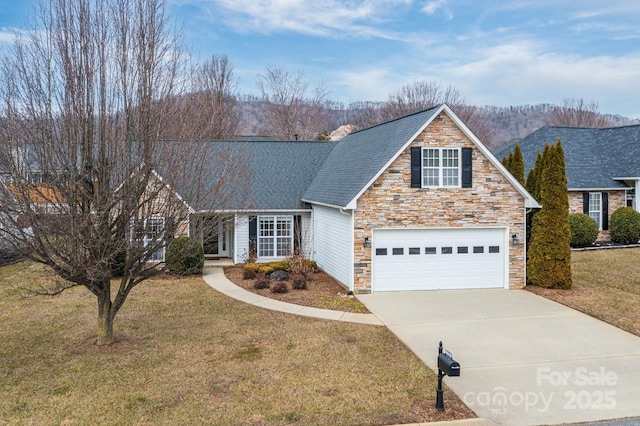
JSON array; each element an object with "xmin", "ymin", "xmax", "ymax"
[
  {"xmin": 182, "ymin": 104, "xmax": 539, "ymax": 293},
  {"xmin": 493, "ymin": 124, "xmax": 640, "ymax": 240}
]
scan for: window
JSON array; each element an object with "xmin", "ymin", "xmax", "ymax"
[
  {"xmin": 425, "ymin": 247, "xmax": 437, "ymax": 254},
  {"xmin": 589, "ymin": 193, "xmax": 602, "ymax": 229},
  {"xmin": 489, "ymin": 246, "xmax": 500, "ymax": 253},
  {"xmin": 442, "ymin": 247, "xmax": 453, "ymax": 254},
  {"xmin": 376, "ymin": 248, "xmax": 388, "ymax": 256},
  {"xmin": 457, "ymin": 246, "xmax": 468, "ymax": 254},
  {"xmin": 409, "ymin": 247, "xmax": 420, "ymax": 255},
  {"xmin": 392, "ymin": 248, "xmax": 404, "ymax": 255},
  {"xmin": 132, "ymin": 217, "xmax": 165, "ymax": 262},
  {"xmin": 258, "ymin": 216, "xmax": 293, "ymax": 258},
  {"xmin": 422, "ymin": 148, "xmax": 460, "ymax": 187},
  {"xmin": 473, "ymin": 246, "xmax": 484, "ymax": 254}
]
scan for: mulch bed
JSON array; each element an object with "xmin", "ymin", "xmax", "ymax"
[{"xmin": 223, "ymin": 265, "xmax": 369, "ymax": 313}]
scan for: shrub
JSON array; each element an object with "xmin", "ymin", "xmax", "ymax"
[
  {"xmin": 291, "ymin": 275, "xmax": 307, "ymax": 290},
  {"xmin": 254, "ymin": 275, "xmax": 270, "ymax": 289},
  {"xmin": 165, "ymin": 236, "xmax": 204, "ymax": 275},
  {"xmin": 568, "ymin": 213, "xmax": 599, "ymax": 247},
  {"xmin": 243, "ymin": 267, "xmax": 257, "ymax": 279},
  {"xmin": 610, "ymin": 207, "xmax": 640, "ymax": 245},
  {"xmin": 287, "ymin": 256, "xmax": 319, "ymax": 277},
  {"xmin": 271, "ymin": 281, "xmax": 289, "ymax": 294}
]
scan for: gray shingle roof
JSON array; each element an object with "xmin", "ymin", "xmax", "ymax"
[
  {"xmin": 302, "ymin": 106, "xmax": 441, "ymax": 207},
  {"xmin": 493, "ymin": 125, "xmax": 640, "ymax": 190},
  {"xmin": 171, "ymin": 140, "xmax": 336, "ymax": 211}
]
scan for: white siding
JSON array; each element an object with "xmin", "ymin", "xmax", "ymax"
[
  {"xmin": 312, "ymin": 205, "xmax": 352, "ymax": 289},
  {"xmin": 234, "ymin": 215, "xmax": 249, "ymax": 264},
  {"xmin": 234, "ymin": 212, "xmax": 312, "ymax": 263}
]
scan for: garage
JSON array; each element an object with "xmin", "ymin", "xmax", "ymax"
[{"xmin": 371, "ymin": 228, "xmax": 507, "ymax": 291}]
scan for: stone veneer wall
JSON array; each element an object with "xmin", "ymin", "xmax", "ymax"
[
  {"xmin": 568, "ymin": 190, "xmax": 627, "ymax": 242},
  {"xmin": 352, "ymin": 112, "xmax": 526, "ymax": 293}
]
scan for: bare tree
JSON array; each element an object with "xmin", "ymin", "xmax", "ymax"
[
  {"xmin": 547, "ymin": 98, "xmax": 613, "ymax": 128},
  {"xmin": 165, "ymin": 54, "xmax": 241, "ymax": 140},
  {"xmin": 0, "ymin": 0, "xmax": 248, "ymax": 345},
  {"xmin": 255, "ymin": 65, "xmax": 332, "ymax": 140},
  {"xmin": 349, "ymin": 80, "xmax": 495, "ymax": 144}
]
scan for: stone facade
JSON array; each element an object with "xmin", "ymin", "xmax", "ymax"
[
  {"xmin": 352, "ymin": 112, "xmax": 526, "ymax": 293},
  {"xmin": 568, "ymin": 190, "xmax": 627, "ymax": 242}
]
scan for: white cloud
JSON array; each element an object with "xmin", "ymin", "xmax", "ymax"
[
  {"xmin": 421, "ymin": 0, "xmax": 452, "ymax": 19},
  {"xmin": 433, "ymin": 41, "xmax": 640, "ymax": 117},
  {"xmin": 0, "ymin": 28, "xmax": 16, "ymax": 43},
  {"xmin": 199, "ymin": 0, "xmax": 413, "ymax": 38}
]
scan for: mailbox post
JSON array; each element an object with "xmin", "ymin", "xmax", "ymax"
[{"xmin": 436, "ymin": 341, "xmax": 460, "ymax": 411}]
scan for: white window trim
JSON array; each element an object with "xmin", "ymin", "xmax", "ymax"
[
  {"xmin": 257, "ymin": 215, "xmax": 293, "ymax": 259},
  {"xmin": 131, "ymin": 217, "xmax": 166, "ymax": 262},
  {"xmin": 589, "ymin": 192, "xmax": 602, "ymax": 230},
  {"xmin": 421, "ymin": 147, "xmax": 461, "ymax": 188}
]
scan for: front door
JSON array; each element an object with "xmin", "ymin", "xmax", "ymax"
[{"xmin": 202, "ymin": 216, "xmax": 231, "ymax": 257}]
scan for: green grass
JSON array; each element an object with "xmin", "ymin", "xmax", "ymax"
[
  {"xmin": 529, "ymin": 247, "xmax": 640, "ymax": 337},
  {"xmin": 0, "ymin": 260, "xmax": 474, "ymax": 425}
]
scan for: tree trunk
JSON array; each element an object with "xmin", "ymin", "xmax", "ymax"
[{"xmin": 96, "ymin": 290, "xmax": 114, "ymax": 346}]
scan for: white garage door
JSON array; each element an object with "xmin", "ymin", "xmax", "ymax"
[{"xmin": 372, "ymin": 228, "xmax": 507, "ymax": 291}]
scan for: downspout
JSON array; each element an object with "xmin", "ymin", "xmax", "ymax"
[{"xmin": 339, "ymin": 207, "xmax": 355, "ymax": 293}]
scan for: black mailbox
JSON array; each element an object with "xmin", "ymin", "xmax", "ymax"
[
  {"xmin": 438, "ymin": 352, "xmax": 460, "ymax": 377},
  {"xmin": 436, "ymin": 341, "xmax": 460, "ymax": 411}
]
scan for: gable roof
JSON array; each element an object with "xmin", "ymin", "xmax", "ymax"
[
  {"xmin": 303, "ymin": 104, "xmax": 539, "ymax": 209},
  {"xmin": 303, "ymin": 107, "xmax": 442, "ymax": 208},
  {"xmin": 493, "ymin": 125, "xmax": 640, "ymax": 190}
]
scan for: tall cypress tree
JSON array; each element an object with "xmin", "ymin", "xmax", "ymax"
[
  {"xmin": 527, "ymin": 140, "xmax": 572, "ymax": 289},
  {"xmin": 511, "ymin": 143, "xmax": 525, "ymax": 186}
]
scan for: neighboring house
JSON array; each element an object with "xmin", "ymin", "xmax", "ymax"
[
  {"xmin": 494, "ymin": 124, "xmax": 640, "ymax": 241},
  {"xmin": 180, "ymin": 104, "xmax": 539, "ymax": 293}
]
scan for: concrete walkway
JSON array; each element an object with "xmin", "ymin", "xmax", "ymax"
[
  {"xmin": 358, "ymin": 289, "xmax": 640, "ymax": 426},
  {"xmin": 201, "ymin": 266, "xmax": 383, "ymax": 326}
]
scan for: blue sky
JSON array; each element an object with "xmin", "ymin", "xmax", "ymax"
[{"xmin": 2, "ymin": 0, "xmax": 640, "ymax": 118}]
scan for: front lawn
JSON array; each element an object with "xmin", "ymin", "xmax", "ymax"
[
  {"xmin": 527, "ymin": 247, "xmax": 640, "ymax": 337},
  {"xmin": 0, "ymin": 261, "xmax": 474, "ymax": 425}
]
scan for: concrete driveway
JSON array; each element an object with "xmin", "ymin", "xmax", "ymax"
[{"xmin": 358, "ymin": 289, "xmax": 640, "ymax": 426}]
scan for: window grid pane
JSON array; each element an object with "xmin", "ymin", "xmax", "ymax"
[
  {"xmin": 422, "ymin": 148, "xmax": 460, "ymax": 187},
  {"xmin": 442, "ymin": 149, "xmax": 459, "ymax": 186},
  {"xmin": 259, "ymin": 216, "xmax": 293, "ymax": 257},
  {"xmin": 589, "ymin": 193, "xmax": 602, "ymax": 229},
  {"xmin": 423, "ymin": 149, "xmax": 440, "ymax": 186}
]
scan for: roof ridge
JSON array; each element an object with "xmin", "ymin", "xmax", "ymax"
[
  {"xmin": 347, "ymin": 104, "xmax": 443, "ymax": 136},
  {"xmin": 539, "ymin": 124, "xmax": 640, "ymax": 131}
]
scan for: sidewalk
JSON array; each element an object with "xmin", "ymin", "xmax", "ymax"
[{"xmin": 201, "ymin": 266, "xmax": 383, "ymax": 326}]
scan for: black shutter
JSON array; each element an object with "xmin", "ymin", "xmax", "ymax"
[
  {"xmin": 602, "ymin": 193, "xmax": 609, "ymax": 231},
  {"xmin": 293, "ymin": 215, "xmax": 302, "ymax": 254},
  {"xmin": 248, "ymin": 216, "xmax": 257, "ymax": 255},
  {"xmin": 461, "ymin": 147, "xmax": 472, "ymax": 188},
  {"xmin": 410, "ymin": 147, "xmax": 421, "ymax": 188},
  {"xmin": 583, "ymin": 193, "xmax": 589, "ymax": 215}
]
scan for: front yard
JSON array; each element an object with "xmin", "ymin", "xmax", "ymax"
[
  {"xmin": 0, "ymin": 261, "xmax": 473, "ymax": 425},
  {"xmin": 527, "ymin": 247, "xmax": 640, "ymax": 337}
]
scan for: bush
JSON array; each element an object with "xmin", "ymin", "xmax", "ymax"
[
  {"xmin": 610, "ymin": 207, "xmax": 640, "ymax": 245},
  {"xmin": 291, "ymin": 275, "xmax": 307, "ymax": 290},
  {"xmin": 568, "ymin": 213, "xmax": 599, "ymax": 247},
  {"xmin": 165, "ymin": 236, "xmax": 204, "ymax": 275},
  {"xmin": 287, "ymin": 256, "xmax": 319, "ymax": 277},
  {"xmin": 271, "ymin": 281, "xmax": 289, "ymax": 294},
  {"xmin": 254, "ymin": 275, "xmax": 270, "ymax": 289},
  {"xmin": 243, "ymin": 267, "xmax": 257, "ymax": 279}
]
